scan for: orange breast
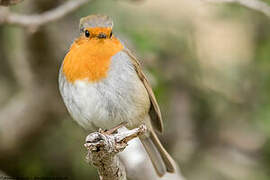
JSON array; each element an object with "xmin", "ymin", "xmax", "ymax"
[{"xmin": 62, "ymin": 36, "xmax": 123, "ymax": 83}]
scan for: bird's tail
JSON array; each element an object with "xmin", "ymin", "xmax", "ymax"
[{"xmin": 140, "ymin": 130, "xmax": 175, "ymax": 177}]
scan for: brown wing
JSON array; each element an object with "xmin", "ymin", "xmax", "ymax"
[{"xmin": 123, "ymin": 49, "xmax": 164, "ymax": 133}]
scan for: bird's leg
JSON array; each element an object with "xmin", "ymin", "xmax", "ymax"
[{"xmin": 103, "ymin": 121, "xmax": 128, "ymax": 135}]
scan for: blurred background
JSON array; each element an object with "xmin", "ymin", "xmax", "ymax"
[{"xmin": 1, "ymin": 0, "xmax": 270, "ymax": 179}]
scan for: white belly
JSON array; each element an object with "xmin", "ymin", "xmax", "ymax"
[{"xmin": 59, "ymin": 51, "xmax": 150, "ymax": 131}]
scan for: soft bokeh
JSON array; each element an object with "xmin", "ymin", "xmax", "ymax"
[{"xmin": 1, "ymin": 0, "xmax": 270, "ymax": 179}]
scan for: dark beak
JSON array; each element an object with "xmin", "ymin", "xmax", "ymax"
[{"xmin": 98, "ymin": 33, "xmax": 107, "ymax": 39}]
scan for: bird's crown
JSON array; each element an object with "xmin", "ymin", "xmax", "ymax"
[{"xmin": 79, "ymin": 15, "xmax": 113, "ymax": 33}]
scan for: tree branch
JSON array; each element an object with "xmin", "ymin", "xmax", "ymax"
[
  {"xmin": 84, "ymin": 124, "xmax": 147, "ymax": 180},
  {"xmin": 0, "ymin": 0, "xmax": 93, "ymax": 30},
  {"xmin": 202, "ymin": 0, "xmax": 270, "ymax": 18}
]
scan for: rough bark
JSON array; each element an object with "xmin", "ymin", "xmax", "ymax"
[{"xmin": 84, "ymin": 125, "xmax": 147, "ymax": 180}]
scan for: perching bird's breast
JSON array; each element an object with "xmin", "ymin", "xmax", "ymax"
[
  {"xmin": 62, "ymin": 36, "xmax": 123, "ymax": 83},
  {"xmin": 59, "ymin": 50, "xmax": 150, "ymax": 131}
]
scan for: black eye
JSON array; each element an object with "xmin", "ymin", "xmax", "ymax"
[
  {"xmin": 109, "ymin": 31, "xmax": 113, "ymax": 38},
  {"xmin": 85, "ymin": 30, "xmax": 90, "ymax": 38}
]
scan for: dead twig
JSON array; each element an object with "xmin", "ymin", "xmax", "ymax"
[{"xmin": 84, "ymin": 124, "xmax": 147, "ymax": 180}]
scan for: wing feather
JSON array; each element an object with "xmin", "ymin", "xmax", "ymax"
[{"xmin": 123, "ymin": 49, "xmax": 164, "ymax": 133}]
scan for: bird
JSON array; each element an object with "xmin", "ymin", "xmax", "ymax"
[{"xmin": 58, "ymin": 14, "xmax": 175, "ymax": 177}]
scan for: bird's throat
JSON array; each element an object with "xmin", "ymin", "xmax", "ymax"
[{"xmin": 63, "ymin": 36, "xmax": 123, "ymax": 83}]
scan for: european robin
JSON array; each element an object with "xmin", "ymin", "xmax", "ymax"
[{"xmin": 58, "ymin": 14, "xmax": 175, "ymax": 176}]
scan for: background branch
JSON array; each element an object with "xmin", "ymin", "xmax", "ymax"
[
  {"xmin": 202, "ymin": 0, "xmax": 270, "ymax": 18},
  {"xmin": 0, "ymin": 0, "xmax": 93, "ymax": 30}
]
